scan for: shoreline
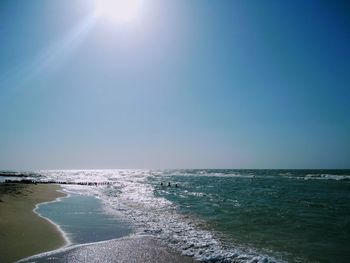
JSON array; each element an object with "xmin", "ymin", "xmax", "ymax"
[
  {"xmin": 1, "ymin": 182, "xmax": 197, "ymax": 263},
  {"xmin": 33, "ymin": 191, "xmax": 72, "ymax": 247},
  {"xmin": 0, "ymin": 183, "xmax": 68, "ymax": 263},
  {"xmin": 20, "ymin": 234, "xmax": 196, "ymax": 263}
]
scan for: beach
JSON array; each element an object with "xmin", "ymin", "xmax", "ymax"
[
  {"xmin": 0, "ymin": 183, "xmax": 66, "ymax": 263},
  {"xmin": 21, "ymin": 235, "xmax": 196, "ymax": 263},
  {"xmin": 0, "ymin": 182, "xmax": 196, "ymax": 263},
  {"xmin": 1, "ymin": 169, "xmax": 350, "ymax": 263}
]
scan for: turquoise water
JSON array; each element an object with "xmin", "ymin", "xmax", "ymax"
[
  {"xmin": 36, "ymin": 194, "xmax": 132, "ymax": 244},
  {"xmin": 5, "ymin": 169, "xmax": 350, "ymax": 262},
  {"xmin": 151, "ymin": 170, "xmax": 350, "ymax": 262}
]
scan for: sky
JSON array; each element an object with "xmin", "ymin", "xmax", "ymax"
[{"xmin": 0, "ymin": 0, "xmax": 349, "ymax": 169}]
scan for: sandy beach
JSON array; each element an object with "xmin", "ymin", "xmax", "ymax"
[
  {"xmin": 0, "ymin": 183, "xmax": 66, "ymax": 263},
  {"xmin": 20, "ymin": 235, "xmax": 196, "ymax": 263},
  {"xmin": 1, "ymin": 183, "xmax": 197, "ymax": 263}
]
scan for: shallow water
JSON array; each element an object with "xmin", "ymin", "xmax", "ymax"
[
  {"xmin": 7, "ymin": 169, "xmax": 350, "ymax": 263},
  {"xmin": 36, "ymin": 194, "xmax": 132, "ymax": 244}
]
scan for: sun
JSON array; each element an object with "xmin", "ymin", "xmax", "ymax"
[{"xmin": 94, "ymin": 0, "xmax": 143, "ymax": 23}]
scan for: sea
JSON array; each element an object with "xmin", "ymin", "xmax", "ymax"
[{"xmin": 2, "ymin": 169, "xmax": 350, "ymax": 263}]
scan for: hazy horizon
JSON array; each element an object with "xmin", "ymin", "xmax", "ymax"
[{"xmin": 1, "ymin": 0, "xmax": 349, "ymax": 170}]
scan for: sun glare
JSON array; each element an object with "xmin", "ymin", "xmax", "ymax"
[{"xmin": 94, "ymin": 0, "xmax": 143, "ymax": 23}]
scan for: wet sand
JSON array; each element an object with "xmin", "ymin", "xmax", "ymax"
[
  {"xmin": 20, "ymin": 235, "xmax": 196, "ymax": 263},
  {"xmin": 0, "ymin": 183, "xmax": 67, "ymax": 263}
]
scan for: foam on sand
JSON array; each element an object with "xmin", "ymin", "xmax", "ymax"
[{"xmin": 19, "ymin": 235, "xmax": 196, "ymax": 263}]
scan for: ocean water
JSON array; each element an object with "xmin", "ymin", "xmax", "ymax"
[
  {"xmin": 7, "ymin": 169, "xmax": 350, "ymax": 263},
  {"xmin": 36, "ymin": 194, "xmax": 132, "ymax": 244}
]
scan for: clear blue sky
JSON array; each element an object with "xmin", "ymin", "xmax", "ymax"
[{"xmin": 0, "ymin": 0, "xmax": 349, "ymax": 169}]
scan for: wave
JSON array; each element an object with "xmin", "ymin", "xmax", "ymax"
[
  {"xmin": 304, "ymin": 174, "xmax": 350, "ymax": 181},
  {"xmin": 34, "ymin": 170, "xmax": 283, "ymax": 263}
]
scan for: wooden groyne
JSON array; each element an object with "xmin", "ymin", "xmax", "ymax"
[{"xmin": 1, "ymin": 179, "xmax": 112, "ymax": 186}]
